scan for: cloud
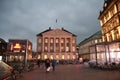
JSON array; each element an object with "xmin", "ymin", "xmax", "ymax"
[{"xmin": 0, "ymin": 0, "xmax": 104, "ymax": 50}]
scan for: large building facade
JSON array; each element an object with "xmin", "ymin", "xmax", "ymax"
[
  {"xmin": 37, "ymin": 28, "xmax": 77, "ymax": 60},
  {"xmin": 92, "ymin": 0, "xmax": 120, "ymax": 63},
  {"xmin": 99, "ymin": 0, "xmax": 120, "ymax": 42}
]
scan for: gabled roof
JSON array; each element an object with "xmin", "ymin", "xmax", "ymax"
[
  {"xmin": 36, "ymin": 27, "xmax": 77, "ymax": 37},
  {"xmin": 61, "ymin": 28, "xmax": 77, "ymax": 37},
  {"xmin": 36, "ymin": 27, "xmax": 52, "ymax": 36},
  {"xmin": 78, "ymin": 30, "xmax": 102, "ymax": 46}
]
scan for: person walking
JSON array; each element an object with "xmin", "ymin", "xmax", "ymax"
[
  {"xmin": 37, "ymin": 59, "xmax": 40, "ymax": 68},
  {"xmin": 52, "ymin": 59, "xmax": 56, "ymax": 71},
  {"xmin": 45, "ymin": 58, "xmax": 50, "ymax": 72}
]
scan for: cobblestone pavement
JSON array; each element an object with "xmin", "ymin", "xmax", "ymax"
[{"xmin": 19, "ymin": 63, "xmax": 120, "ymax": 80}]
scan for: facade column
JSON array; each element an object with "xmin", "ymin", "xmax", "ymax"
[
  {"xmin": 65, "ymin": 38, "xmax": 66, "ymax": 52},
  {"xmin": 54, "ymin": 38, "xmax": 56, "ymax": 52},
  {"xmin": 48, "ymin": 37, "xmax": 50, "ymax": 53},
  {"xmin": 60, "ymin": 37, "xmax": 61, "ymax": 53},
  {"xmin": 70, "ymin": 38, "xmax": 72, "ymax": 52},
  {"xmin": 42, "ymin": 37, "xmax": 44, "ymax": 60}
]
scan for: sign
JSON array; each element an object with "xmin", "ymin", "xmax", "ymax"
[{"xmin": 13, "ymin": 43, "xmax": 21, "ymax": 50}]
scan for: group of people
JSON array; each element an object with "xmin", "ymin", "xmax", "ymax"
[{"xmin": 37, "ymin": 58, "xmax": 57, "ymax": 72}]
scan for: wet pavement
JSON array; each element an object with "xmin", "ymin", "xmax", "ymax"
[{"xmin": 19, "ymin": 63, "xmax": 120, "ymax": 80}]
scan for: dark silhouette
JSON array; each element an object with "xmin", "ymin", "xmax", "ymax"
[
  {"xmin": 52, "ymin": 59, "xmax": 56, "ymax": 71},
  {"xmin": 37, "ymin": 59, "xmax": 40, "ymax": 68},
  {"xmin": 45, "ymin": 58, "xmax": 50, "ymax": 72}
]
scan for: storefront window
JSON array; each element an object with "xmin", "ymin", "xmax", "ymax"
[
  {"xmin": 62, "ymin": 55, "xmax": 64, "ymax": 59},
  {"xmin": 44, "ymin": 54, "xmax": 47, "ymax": 59}
]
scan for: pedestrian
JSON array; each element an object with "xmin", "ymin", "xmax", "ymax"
[
  {"xmin": 45, "ymin": 58, "xmax": 50, "ymax": 72},
  {"xmin": 52, "ymin": 59, "xmax": 56, "ymax": 71},
  {"xmin": 37, "ymin": 59, "xmax": 40, "ymax": 68}
]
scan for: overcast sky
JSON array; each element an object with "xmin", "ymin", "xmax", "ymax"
[{"xmin": 0, "ymin": 0, "xmax": 104, "ymax": 51}]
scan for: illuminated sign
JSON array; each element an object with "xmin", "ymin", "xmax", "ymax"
[{"xmin": 13, "ymin": 43, "xmax": 21, "ymax": 49}]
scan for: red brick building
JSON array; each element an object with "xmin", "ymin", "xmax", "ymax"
[
  {"xmin": 36, "ymin": 27, "xmax": 77, "ymax": 60},
  {"xmin": 7, "ymin": 39, "xmax": 32, "ymax": 64}
]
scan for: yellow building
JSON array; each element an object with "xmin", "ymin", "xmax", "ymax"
[
  {"xmin": 99, "ymin": 0, "xmax": 120, "ymax": 42},
  {"xmin": 36, "ymin": 27, "xmax": 77, "ymax": 60},
  {"xmin": 96, "ymin": 0, "xmax": 120, "ymax": 63}
]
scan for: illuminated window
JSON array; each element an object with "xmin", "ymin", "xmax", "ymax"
[
  {"xmin": 50, "ymin": 55, "xmax": 53, "ymax": 59},
  {"xmin": 67, "ymin": 54, "xmax": 70, "ymax": 59},
  {"xmin": 61, "ymin": 38, "xmax": 64, "ymax": 43},
  {"xmin": 28, "ymin": 54, "xmax": 32, "ymax": 60},
  {"xmin": 44, "ymin": 54, "xmax": 47, "ymax": 59},
  {"xmin": 66, "ymin": 47, "xmax": 69, "ymax": 52},
  {"xmin": 50, "ymin": 39, "xmax": 53, "ymax": 43},
  {"xmin": 114, "ymin": 5, "xmax": 117, "ymax": 14},
  {"xmin": 62, "ymin": 55, "xmax": 64, "ymax": 59},
  {"xmin": 72, "ymin": 47, "xmax": 75, "ymax": 52},
  {"xmin": 95, "ymin": 40, "xmax": 98, "ymax": 43},
  {"xmin": 72, "ymin": 55, "xmax": 75, "ymax": 59},
  {"xmin": 38, "ymin": 54, "xmax": 41, "ymax": 59},
  {"xmin": 45, "ymin": 46, "xmax": 48, "ymax": 51},
  {"xmin": 56, "ymin": 38, "xmax": 59, "ymax": 43},
  {"xmin": 56, "ymin": 54, "xmax": 59, "ymax": 59},
  {"xmin": 45, "ymin": 38, "xmax": 48, "ymax": 43}
]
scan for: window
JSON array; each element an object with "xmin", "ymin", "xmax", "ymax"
[
  {"xmin": 45, "ymin": 38, "xmax": 48, "ymax": 43},
  {"xmin": 50, "ymin": 38, "xmax": 53, "ymax": 43},
  {"xmin": 56, "ymin": 54, "xmax": 59, "ymax": 59},
  {"xmin": 61, "ymin": 39, "xmax": 64, "ymax": 43},
  {"xmin": 72, "ymin": 47, "xmax": 75, "ymax": 52},
  {"xmin": 95, "ymin": 40, "xmax": 98, "ymax": 43},
  {"xmin": 72, "ymin": 39, "xmax": 75, "ymax": 43},
  {"xmin": 66, "ymin": 38, "xmax": 70, "ymax": 43},
  {"xmin": 45, "ymin": 46, "xmax": 48, "ymax": 51},
  {"xmin": 44, "ymin": 54, "xmax": 47, "ymax": 59},
  {"xmin": 56, "ymin": 38, "xmax": 59, "ymax": 43},
  {"xmin": 39, "ymin": 39, "xmax": 41, "ymax": 43},
  {"xmin": 66, "ymin": 47, "xmax": 69, "ymax": 52},
  {"xmin": 114, "ymin": 5, "xmax": 117, "ymax": 14},
  {"xmin": 62, "ymin": 55, "xmax": 65, "ymax": 59}
]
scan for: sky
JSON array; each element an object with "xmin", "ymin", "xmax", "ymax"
[{"xmin": 0, "ymin": 0, "xmax": 104, "ymax": 51}]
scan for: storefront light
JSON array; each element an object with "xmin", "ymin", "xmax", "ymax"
[
  {"xmin": 0, "ymin": 56, "xmax": 2, "ymax": 61},
  {"xmin": 111, "ymin": 51, "xmax": 115, "ymax": 58},
  {"xmin": 117, "ymin": 52, "xmax": 120, "ymax": 58}
]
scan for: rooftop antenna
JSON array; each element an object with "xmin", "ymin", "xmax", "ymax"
[{"xmin": 54, "ymin": 19, "xmax": 59, "ymax": 29}]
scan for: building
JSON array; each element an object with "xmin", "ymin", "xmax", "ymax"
[
  {"xmin": 99, "ymin": 0, "xmax": 120, "ymax": 43},
  {"xmin": 7, "ymin": 39, "xmax": 32, "ymax": 64},
  {"xmin": 78, "ymin": 31, "xmax": 102, "ymax": 60},
  {"xmin": 92, "ymin": 0, "xmax": 120, "ymax": 63},
  {"xmin": 36, "ymin": 27, "xmax": 77, "ymax": 60},
  {"xmin": 0, "ymin": 38, "xmax": 7, "ymax": 61}
]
